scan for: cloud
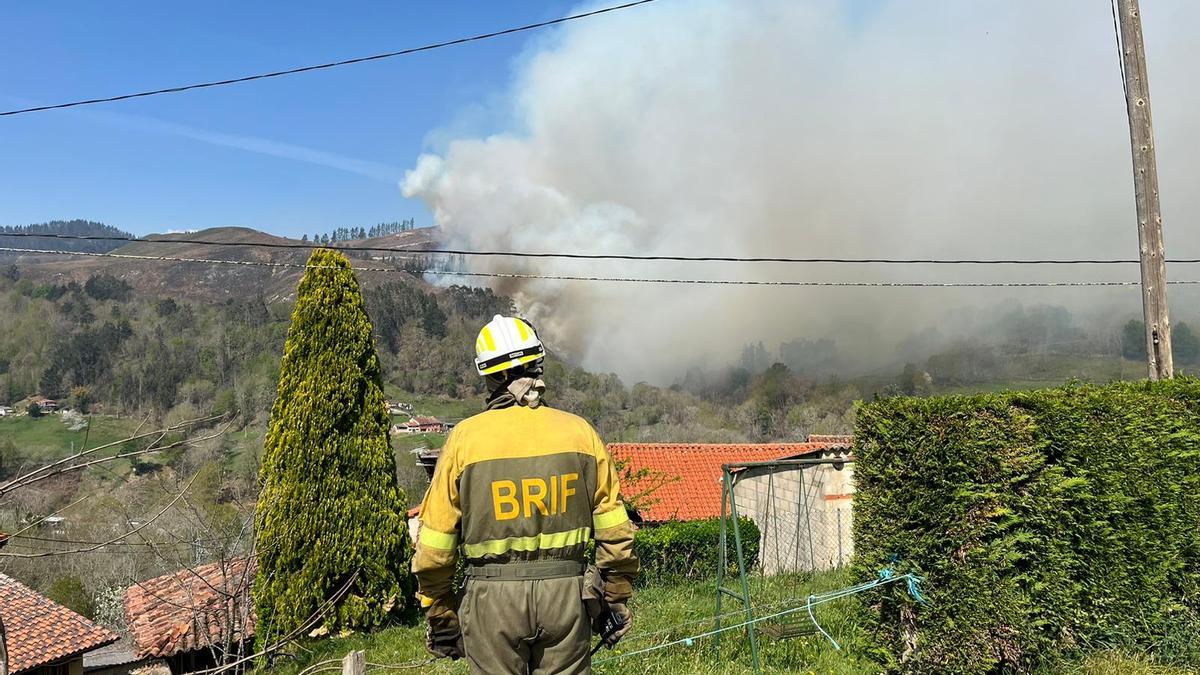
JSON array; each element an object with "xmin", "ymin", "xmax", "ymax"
[
  {"xmin": 403, "ymin": 0, "xmax": 1200, "ymax": 383},
  {"xmin": 93, "ymin": 109, "xmax": 404, "ymax": 183}
]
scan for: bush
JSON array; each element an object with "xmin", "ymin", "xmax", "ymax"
[
  {"xmin": 634, "ymin": 517, "xmax": 760, "ymax": 584},
  {"xmin": 254, "ymin": 249, "xmax": 412, "ymax": 647},
  {"xmin": 853, "ymin": 379, "xmax": 1200, "ymax": 673},
  {"xmin": 47, "ymin": 575, "xmax": 95, "ymax": 619}
]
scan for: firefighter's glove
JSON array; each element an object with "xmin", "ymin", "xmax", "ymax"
[
  {"xmin": 424, "ymin": 603, "xmax": 464, "ymax": 660},
  {"xmin": 594, "ymin": 601, "xmax": 633, "ymax": 647}
]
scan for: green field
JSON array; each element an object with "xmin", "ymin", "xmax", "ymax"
[
  {"xmin": 256, "ymin": 571, "xmax": 1189, "ymax": 674},
  {"xmin": 0, "ymin": 414, "xmax": 141, "ymax": 461},
  {"xmin": 383, "ymin": 388, "xmax": 480, "ymax": 422}
]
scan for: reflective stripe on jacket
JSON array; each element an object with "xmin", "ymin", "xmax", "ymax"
[{"xmin": 412, "ymin": 405, "xmax": 638, "ymax": 603}]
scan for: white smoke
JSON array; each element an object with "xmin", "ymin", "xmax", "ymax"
[{"xmin": 403, "ymin": 0, "xmax": 1200, "ymax": 383}]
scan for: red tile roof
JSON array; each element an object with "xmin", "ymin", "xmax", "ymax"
[
  {"xmin": 125, "ymin": 557, "xmax": 256, "ymax": 658},
  {"xmin": 804, "ymin": 434, "xmax": 854, "ymax": 446},
  {"xmin": 608, "ymin": 442, "xmax": 847, "ymax": 522},
  {"xmin": 0, "ymin": 573, "xmax": 119, "ymax": 672}
]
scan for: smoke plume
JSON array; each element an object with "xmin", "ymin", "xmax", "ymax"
[{"xmin": 403, "ymin": 0, "xmax": 1200, "ymax": 383}]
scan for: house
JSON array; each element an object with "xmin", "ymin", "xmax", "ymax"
[
  {"xmin": 0, "ymin": 405, "xmax": 14, "ymax": 417},
  {"xmin": 413, "ymin": 446, "xmax": 442, "ymax": 478},
  {"xmin": 407, "ymin": 506, "xmax": 423, "ymax": 545},
  {"xmin": 31, "ymin": 398, "xmax": 59, "ymax": 413},
  {"xmin": 387, "ymin": 401, "xmax": 413, "ymax": 415},
  {"xmin": 392, "ymin": 416, "xmax": 447, "ymax": 434},
  {"xmin": 609, "ymin": 436, "xmax": 854, "ymax": 573},
  {"xmin": 81, "ymin": 638, "xmax": 155, "ymax": 675},
  {"xmin": 0, "ymin": 572, "xmax": 120, "ymax": 675},
  {"xmin": 124, "ymin": 558, "xmax": 256, "ymax": 674},
  {"xmin": 25, "ymin": 515, "xmax": 67, "ymax": 533}
]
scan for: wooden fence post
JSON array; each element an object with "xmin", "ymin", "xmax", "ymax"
[{"xmin": 342, "ymin": 650, "xmax": 365, "ymax": 675}]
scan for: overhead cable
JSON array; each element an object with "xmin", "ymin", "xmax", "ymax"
[
  {"xmin": 0, "ymin": 0, "xmax": 660, "ymax": 117},
  {"xmin": 5, "ymin": 231, "xmax": 1198, "ymax": 265},
  {"xmin": 4, "ymin": 245, "xmax": 1197, "ymax": 288}
]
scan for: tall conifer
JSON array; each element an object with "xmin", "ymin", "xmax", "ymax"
[{"xmin": 254, "ymin": 249, "xmax": 410, "ymax": 644}]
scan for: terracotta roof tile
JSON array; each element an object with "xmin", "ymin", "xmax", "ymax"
[
  {"xmin": 0, "ymin": 573, "xmax": 119, "ymax": 672},
  {"xmin": 124, "ymin": 557, "xmax": 256, "ymax": 659},
  {"xmin": 608, "ymin": 442, "xmax": 848, "ymax": 522}
]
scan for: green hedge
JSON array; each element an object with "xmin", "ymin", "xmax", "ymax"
[
  {"xmin": 853, "ymin": 379, "xmax": 1200, "ymax": 673},
  {"xmin": 633, "ymin": 517, "xmax": 760, "ymax": 585}
]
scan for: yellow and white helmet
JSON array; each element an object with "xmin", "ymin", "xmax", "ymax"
[{"xmin": 474, "ymin": 314, "xmax": 544, "ymax": 376}]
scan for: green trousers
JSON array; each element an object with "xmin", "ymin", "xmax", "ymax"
[{"xmin": 460, "ymin": 575, "xmax": 591, "ymax": 675}]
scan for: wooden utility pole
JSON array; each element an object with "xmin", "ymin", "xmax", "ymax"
[
  {"xmin": 342, "ymin": 650, "xmax": 365, "ymax": 675},
  {"xmin": 1116, "ymin": 0, "xmax": 1173, "ymax": 379}
]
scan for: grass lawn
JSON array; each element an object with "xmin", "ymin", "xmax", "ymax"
[
  {"xmin": 0, "ymin": 414, "xmax": 141, "ymax": 461},
  {"xmin": 392, "ymin": 432, "xmax": 446, "ymax": 455},
  {"xmin": 382, "ymin": 388, "xmax": 480, "ymax": 422},
  {"xmin": 254, "ymin": 569, "xmax": 1194, "ymax": 674}
]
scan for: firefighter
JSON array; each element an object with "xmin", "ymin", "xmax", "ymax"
[{"xmin": 412, "ymin": 314, "xmax": 639, "ymax": 674}]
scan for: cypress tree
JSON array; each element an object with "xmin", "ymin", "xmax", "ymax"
[{"xmin": 254, "ymin": 248, "xmax": 410, "ymax": 645}]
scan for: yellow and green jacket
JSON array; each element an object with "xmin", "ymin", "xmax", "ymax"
[{"xmin": 412, "ymin": 405, "xmax": 639, "ymax": 604}]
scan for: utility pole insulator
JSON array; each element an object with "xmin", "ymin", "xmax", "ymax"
[{"xmin": 1117, "ymin": 0, "xmax": 1173, "ymax": 380}]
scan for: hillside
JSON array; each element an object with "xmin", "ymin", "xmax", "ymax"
[
  {"xmin": 0, "ymin": 219, "xmax": 135, "ymax": 253},
  {"xmin": 3, "ymin": 224, "xmax": 442, "ymax": 302}
]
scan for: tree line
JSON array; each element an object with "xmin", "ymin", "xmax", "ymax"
[
  {"xmin": 0, "ymin": 219, "xmax": 134, "ymax": 254},
  {"xmin": 302, "ymin": 219, "xmax": 418, "ymax": 245}
]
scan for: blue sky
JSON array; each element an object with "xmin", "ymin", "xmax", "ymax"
[{"xmin": 0, "ymin": 1, "xmax": 602, "ymax": 237}]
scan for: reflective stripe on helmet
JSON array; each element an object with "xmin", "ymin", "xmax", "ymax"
[
  {"xmin": 474, "ymin": 314, "xmax": 544, "ymax": 376},
  {"xmin": 476, "ymin": 343, "xmax": 545, "ymax": 374}
]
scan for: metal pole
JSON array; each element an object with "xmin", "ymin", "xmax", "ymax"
[
  {"xmin": 1117, "ymin": 0, "xmax": 1173, "ymax": 379},
  {"xmin": 793, "ymin": 471, "xmax": 803, "ymax": 573},
  {"xmin": 715, "ymin": 469, "xmax": 729, "ymax": 653},
  {"xmin": 798, "ymin": 466, "xmax": 816, "ymax": 570},
  {"xmin": 768, "ymin": 470, "xmax": 780, "ymax": 576},
  {"xmin": 728, "ymin": 471, "xmax": 761, "ymax": 673},
  {"xmin": 837, "ymin": 509, "xmax": 844, "ymax": 567}
]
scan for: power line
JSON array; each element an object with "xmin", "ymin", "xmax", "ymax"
[
  {"xmin": 7, "ymin": 231, "xmax": 1200, "ymax": 265},
  {"xmin": 1110, "ymin": 0, "xmax": 1130, "ymax": 107},
  {"xmin": 5, "ymin": 245, "xmax": 1200, "ymax": 288},
  {"xmin": 0, "ymin": 0, "xmax": 660, "ymax": 117}
]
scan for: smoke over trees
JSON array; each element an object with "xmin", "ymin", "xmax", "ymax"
[{"xmin": 402, "ymin": 0, "xmax": 1200, "ymax": 384}]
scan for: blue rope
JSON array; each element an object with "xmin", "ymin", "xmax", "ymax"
[
  {"xmin": 807, "ymin": 593, "xmax": 841, "ymax": 650},
  {"xmin": 594, "ymin": 568, "xmax": 926, "ymax": 665}
]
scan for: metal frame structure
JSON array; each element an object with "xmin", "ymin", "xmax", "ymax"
[{"xmin": 713, "ymin": 457, "xmax": 852, "ymax": 673}]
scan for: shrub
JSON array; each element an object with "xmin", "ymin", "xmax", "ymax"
[
  {"xmin": 634, "ymin": 517, "xmax": 760, "ymax": 584},
  {"xmin": 254, "ymin": 249, "xmax": 411, "ymax": 647},
  {"xmin": 853, "ymin": 379, "xmax": 1200, "ymax": 673},
  {"xmin": 47, "ymin": 575, "xmax": 94, "ymax": 619}
]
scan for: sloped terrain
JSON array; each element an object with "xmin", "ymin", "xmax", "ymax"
[{"xmin": 5, "ymin": 226, "xmax": 441, "ymax": 303}]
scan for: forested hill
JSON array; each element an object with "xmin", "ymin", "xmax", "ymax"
[
  {"xmin": 0, "ymin": 220, "xmax": 136, "ymax": 253},
  {"xmin": 3, "ymin": 224, "xmax": 442, "ymax": 303},
  {"xmin": 0, "ymin": 221, "xmax": 801, "ymax": 445}
]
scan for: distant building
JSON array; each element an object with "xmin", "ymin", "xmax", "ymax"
[
  {"xmin": 413, "ymin": 446, "xmax": 443, "ymax": 478},
  {"xmin": 35, "ymin": 516, "xmax": 66, "ymax": 532},
  {"xmin": 387, "ymin": 401, "xmax": 414, "ymax": 415},
  {"xmin": 31, "ymin": 398, "xmax": 59, "ymax": 413},
  {"xmin": 0, "ymin": 572, "xmax": 120, "ymax": 675},
  {"xmin": 407, "ymin": 506, "xmax": 423, "ymax": 545},
  {"xmin": 0, "ymin": 405, "xmax": 14, "ymax": 416},
  {"xmin": 392, "ymin": 416, "xmax": 447, "ymax": 434},
  {"xmin": 124, "ymin": 558, "xmax": 256, "ymax": 674}
]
